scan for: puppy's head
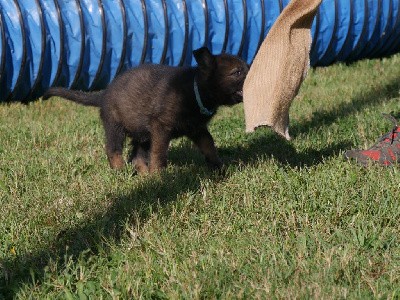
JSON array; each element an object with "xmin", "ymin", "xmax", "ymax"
[{"xmin": 193, "ymin": 47, "xmax": 249, "ymax": 106}]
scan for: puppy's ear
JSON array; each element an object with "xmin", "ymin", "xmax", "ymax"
[{"xmin": 193, "ymin": 47, "xmax": 216, "ymax": 69}]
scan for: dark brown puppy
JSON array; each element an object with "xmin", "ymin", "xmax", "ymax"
[{"xmin": 43, "ymin": 47, "xmax": 249, "ymax": 174}]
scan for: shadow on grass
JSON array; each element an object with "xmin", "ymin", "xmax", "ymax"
[
  {"xmin": 291, "ymin": 76, "xmax": 400, "ymax": 137},
  {"xmin": 220, "ymin": 135, "xmax": 352, "ymax": 168},
  {"xmin": 0, "ymin": 167, "xmax": 224, "ymax": 298},
  {"xmin": 0, "ymin": 138, "xmax": 350, "ymax": 298},
  {"xmin": 1, "ymin": 73, "xmax": 399, "ymax": 298}
]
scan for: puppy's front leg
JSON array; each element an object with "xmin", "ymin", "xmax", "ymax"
[{"xmin": 188, "ymin": 129, "xmax": 222, "ymax": 169}]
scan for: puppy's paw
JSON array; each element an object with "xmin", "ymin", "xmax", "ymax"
[
  {"xmin": 208, "ymin": 160, "xmax": 229, "ymax": 178},
  {"xmin": 132, "ymin": 159, "xmax": 149, "ymax": 175},
  {"xmin": 109, "ymin": 154, "xmax": 125, "ymax": 170},
  {"xmin": 206, "ymin": 158, "xmax": 223, "ymax": 170}
]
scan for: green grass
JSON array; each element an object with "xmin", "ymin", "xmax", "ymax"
[{"xmin": 1, "ymin": 55, "xmax": 400, "ymax": 299}]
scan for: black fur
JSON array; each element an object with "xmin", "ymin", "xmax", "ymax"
[{"xmin": 43, "ymin": 47, "xmax": 249, "ymax": 173}]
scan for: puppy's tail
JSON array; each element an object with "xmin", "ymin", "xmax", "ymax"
[{"xmin": 43, "ymin": 87, "xmax": 104, "ymax": 107}]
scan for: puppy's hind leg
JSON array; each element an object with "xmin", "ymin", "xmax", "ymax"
[
  {"xmin": 129, "ymin": 141, "xmax": 150, "ymax": 174},
  {"xmin": 149, "ymin": 123, "xmax": 171, "ymax": 173},
  {"xmin": 102, "ymin": 113, "xmax": 126, "ymax": 170}
]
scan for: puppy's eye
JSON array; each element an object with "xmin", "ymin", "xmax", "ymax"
[{"xmin": 232, "ymin": 69, "xmax": 242, "ymax": 77}]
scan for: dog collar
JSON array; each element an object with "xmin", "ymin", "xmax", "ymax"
[{"xmin": 194, "ymin": 79, "xmax": 215, "ymax": 116}]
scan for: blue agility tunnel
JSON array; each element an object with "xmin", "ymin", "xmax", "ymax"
[{"xmin": 0, "ymin": 0, "xmax": 400, "ymax": 102}]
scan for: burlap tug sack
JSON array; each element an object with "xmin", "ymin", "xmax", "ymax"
[{"xmin": 243, "ymin": 0, "xmax": 322, "ymax": 140}]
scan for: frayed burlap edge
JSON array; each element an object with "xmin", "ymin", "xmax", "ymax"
[{"xmin": 243, "ymin": 0, "xmax": 322, "ymax": 140}]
